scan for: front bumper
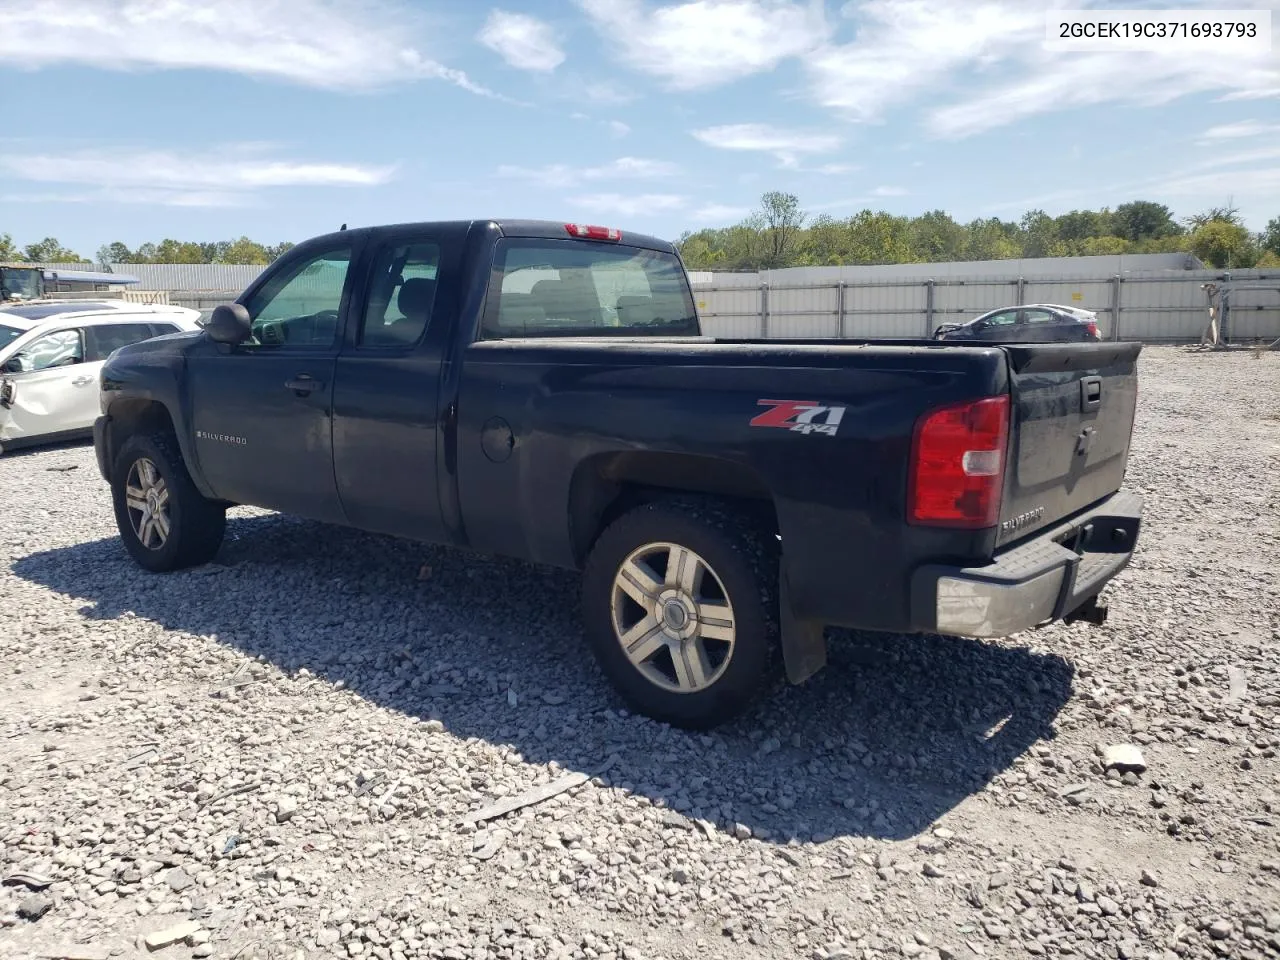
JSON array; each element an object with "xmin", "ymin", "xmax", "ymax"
[
  {"xmin": 910, "ymin": 489, "xmax": 1142, "ymax": 638},
  {"xmin": 93, "ymin": 415, "xmax": 112, "ymax": 482}
]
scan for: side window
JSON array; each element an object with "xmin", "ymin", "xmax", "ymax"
[
  {"xmin": 980, "ymin": 310, "xmax": 1018, "ymax": 326},
  {"xmin": 482, "ymin": 239, "xmax": 697, "ymax": 338},
  {"xmin": 359, "ymin": 242, "xmax": 441, "ymax": 348},
  {"xmin": 148, "ymin": 322, "xmax": 180, "ymax": 338},
  {"xmin": 1022, "ymin": 309, "xmax": 1056, "ymax": 324},
  {"xmin": 5, "ymin": 329, "xmax": 83, "ymax": 373},
  {"xmin": 245, "ymin": 245, "xmax": 353, "ymax": 348},
  {"xmin": 87, "ymin": 323, "xmax": 160, "ymax": 361}
]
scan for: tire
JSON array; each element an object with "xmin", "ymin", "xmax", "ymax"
[
  {"xmin": 111, "ymin": 431, "xmax": 226, "ymax": 572},
  {"xmin": 581, "ymin": 498, "xmax": 779, "ymax": 729}
]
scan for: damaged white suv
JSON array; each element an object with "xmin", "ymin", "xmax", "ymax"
[{"xmin": 0, "ymin": 301, "xmax": 201, "ymax": 454}]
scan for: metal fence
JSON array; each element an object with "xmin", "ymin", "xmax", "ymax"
[
  {"xmin": 161, "ymin": 270, "xmax": 1280, "ymax": 342},
  {"xmin": 692, "ymin": 270, "xmax": 1280, "ymax": 342}
]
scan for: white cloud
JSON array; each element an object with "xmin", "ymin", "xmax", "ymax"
[
  {"xmin": 477, "ymin": 10, "xmax": 565, "ymax": 72},
  {"xmin": 0, "ymin": 146, "xmax": 395, "ymax": 207},
  {"xmin": 814, "ymin": 163, "xmax": 860, "ymax": 175},
  {"xmin": 809, "ymin": 0, "xmax": 1041, "ymax": 123},
  {"xmin": 578, "ymin": 0, "xmax": 828, "ymax": 89},
  {"xmin": 1196, "ymin": 120, "xmax": 1280, "ymax": 144},
  {"xmin": 805, "ymin": 1, "xmax": 1280, "ymax": 140},
  {"xmin": 498, "ymin": 156, "xmax": 680, "ymax": 187},
  {"xmin": 691, "ymin": 123, "xmax": 841, "ymax": 167},
  {"xmin": 690, "ymin": 203, "xmax": 750, "ymax": 223},
  {"xmin": 872, "ymin": 185, "xmax": 907, "ymax": 196},
  {"xmin": 569, "ymin": 193, "xmax": 686, "ymax": 217},
  {"xmin": 608, "ymin": 120, "xmax": 632, "ymax": 138},
  {"xmin": 0, "ymin": 0, "xmax": 495, "ymax": 95}
]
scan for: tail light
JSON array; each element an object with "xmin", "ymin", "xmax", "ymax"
[
  {"xmin": 565, "ymin": 223, "xmax": 621, "ymax": 241},
  {"xmin": 1085, "ymin": 319, "xmax": 1099, "ymax": 338},
  {"xmin": 908, "ymin": 395, "xmax": 1010, "ymax": 528}
]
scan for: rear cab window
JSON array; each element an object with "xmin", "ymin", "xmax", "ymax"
[{"xmin": 481, "ymin": 238, "xmax": 697, "ymax": 339}]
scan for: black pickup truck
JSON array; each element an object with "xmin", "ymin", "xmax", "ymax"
[{"xmin": 93, "ymin": 219, "xmax": 1143, "ymax": 728}]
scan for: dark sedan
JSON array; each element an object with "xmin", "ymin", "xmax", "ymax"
[{"xmin": 933, "ymin": 303, "xmax": 1100, "ymax": 342}]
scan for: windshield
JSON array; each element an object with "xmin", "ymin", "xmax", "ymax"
[
  {"xmin": 0, "ymin": 268, "xmax": 42, "ymax": 301},
  {"xmin": 0, "ymin": 324, "xmax": 24, "ymax": 350}
]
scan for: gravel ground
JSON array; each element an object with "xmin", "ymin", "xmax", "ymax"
[{"xmin": 1, "ymin": 345, "xmax": 1277, "ymax": 960}]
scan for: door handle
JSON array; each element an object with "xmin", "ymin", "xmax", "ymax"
[
  {"xmin": 72, "ymin": 376, "xmax": 96, "ymax": 386},
  {"xmin": 1080, "ymin": 376, "xmax": 1102, "ymax": 412},
  {"xmin": 285, "ymin": 376, "xmax": 324, "ymax": 395}
]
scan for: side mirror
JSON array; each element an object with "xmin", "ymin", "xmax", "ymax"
[
  {"xmin": 2, "ymin": 356, "xmax": 24, "ymax": 374},
  {"xmin": 206, "ymin": 303, "xmax": 252, "ymax": 345}
]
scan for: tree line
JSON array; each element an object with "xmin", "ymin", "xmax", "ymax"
[
  {"xmin": 678, "ymin": 194, "xmax": 1280, "ymax": 272},
  {"xmin": 6, "ymin": 200, "xmax": 1280, "ymax": 273},
  {"xmin": 0, "ymin": 234, "xmax": 295, "ymax": 266}
]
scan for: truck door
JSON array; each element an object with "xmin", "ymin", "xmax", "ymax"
[
  {"xmin": 330, "ymin": 228, "xmax": 463, "ymax": 542},
  {"xmin": 185, "ymin": 242, "xmax": 356, "ymax": 522}
]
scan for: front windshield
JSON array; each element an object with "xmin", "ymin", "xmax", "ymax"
[
  {"xmin": 0, "ymin": 324, "xmax": 24, "ymax": 350},
  {"xmin": 0, "ymin": 269, "xmax": 42, "ymax": 301}
]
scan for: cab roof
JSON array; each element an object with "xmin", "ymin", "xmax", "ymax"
[{"xmin": 297, "ymin": 219, "xmax": 679, "ymax": 256}]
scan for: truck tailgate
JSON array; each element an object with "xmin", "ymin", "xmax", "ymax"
[{"xmin": 997, "ymin": 342, "xmax": 1141, "ymax": 547}]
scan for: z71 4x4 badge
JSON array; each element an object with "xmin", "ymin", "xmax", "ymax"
[{"xmin": 749, "ymin": 399, "xmax": 847, "ymax": 437}]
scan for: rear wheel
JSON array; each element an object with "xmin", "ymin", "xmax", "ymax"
[
  {"xmin": 581, "ymin": 499, "xmax": 778, "ymax": 729},
  {"xmin": 111, "ymin": 432, "xmax": 226, "ymax": 572}
]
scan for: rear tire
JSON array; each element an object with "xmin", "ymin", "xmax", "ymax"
[
  {"xmin": 581, "ymin": 499, "xmax": 779, "ymax": 729},
  {"xmin": 111, "ymin": 432, "xmax": 226, "ymax": 572}
]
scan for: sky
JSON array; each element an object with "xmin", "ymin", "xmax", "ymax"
[{"xmin": 1, "ymin": 0, "xmax": 1278, "ymax": 258}]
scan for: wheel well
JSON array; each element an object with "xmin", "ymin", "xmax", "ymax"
[
  {"xmin": 104, "ymin": 399, "xmax": 176, "ymax": 471},
  {"xmin": 569, "ymin": 451, "xmax": 778, "ymax": 565}
]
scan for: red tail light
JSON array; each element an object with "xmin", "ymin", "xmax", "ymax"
[
  {"xmin": 1085, "ymin": 320, "xmax": 1098, "ymax": 338},
  {"xmin": 908, "ymin": 395, "xmax": 1010, "ymax": 528},
  {"xmin": 565, "ymin": 223, "xmax": 621, "ymax": 241}
]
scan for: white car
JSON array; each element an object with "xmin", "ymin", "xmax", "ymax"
[{"xmin": 0, "ymin": 301, "xmax": 201, "ymax": 453}]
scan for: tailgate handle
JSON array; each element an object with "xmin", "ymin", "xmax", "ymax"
[{"xmin": 1080, "ymin": 376, "xmax": 1102, "ymax": 412}]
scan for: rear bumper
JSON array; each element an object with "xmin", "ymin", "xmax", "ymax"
[
  {"xmin": 909, "ymin": 489, "xmax": 1142, "ymax": 638},
  {"xmin": 93, "ymin": 415, "xmax": 112, "ymax": 482}
]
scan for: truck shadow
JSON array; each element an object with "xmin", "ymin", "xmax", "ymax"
[{"xmin": 13, "ymin": 511, "xmax": 1073, "ymax": 843}]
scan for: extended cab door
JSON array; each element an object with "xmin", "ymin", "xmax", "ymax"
[
  {"xmin": 185, "ymin": 241, "xmax": 359, "ymax": 521},
  {"xmin": 330, "ymin": 226, "xmax": 465, "ymax": 541}
]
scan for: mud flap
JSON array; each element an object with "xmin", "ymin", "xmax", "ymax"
[{"xmin": 779, "ymin": 568, "xmax": 826, "ymax": 684}]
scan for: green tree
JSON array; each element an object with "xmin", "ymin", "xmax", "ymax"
[
  {"xmin": 22, "ymin": 237, "xmax": 87, "ymax": 263},
  {"xmin": 1183, "ymin": 203, "xmax": 1243, "ymax": 229},
  {"xmin": 757, "ymin": 191, "xmax": 806, "ymax": 269},
  {"xmin": 964, "ymin": 218, "xmax": 1021, "ymax": 261},
  {"xmin": 0, "ymin": 233, "xmax": 20, "ymax": 261},
  {"xmin": 1075, "ymin": 236, "xmax": 1131, "ymax": 256},
  {"xmin": 800, "ymin": 214, "xmax": 849, "ymax": 265},
  {"xmin": 1261, "ymin": 216, "xmax": 1280, "ymax": 257},
  {"xmin": 1113, "ymin": 201, "xmax": 1181, "ymax": 241},
  {"xmin": 218, "ymin": 236, "xmax": 271, "ymax": 265},
  {"xmin": 265, "ymin": 241, "xmax": 296, "ymax": 261},
  {"xmin": 1056, "ymin": 208, "xmax": 1113, "ymax": 244},
  {"xmin": 1189, "ymin": 220, "xmax": 1258, "ymax": 268},
  {"xmin": 1019, "ymin": 210, "xmax": 1066, "ymax": 258},
  {"xmin": 909, "ymin": 210, "xmax": 966, "ymax": 261},
  {"xmin": 845, "ymin": 210, "xmax": 914, "ymax": 264},
  {"xmin": 97, "ymin": 241, "xmax": 135, "ymax": 265}
]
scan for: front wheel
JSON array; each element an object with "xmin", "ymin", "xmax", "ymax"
[
  {"xmin": 111, "ymin": 432, "xmax": 226, "ymax": 572},
  {"xmin": 581, "ymin": 500, "xmax": 779, "ymax": 729}
]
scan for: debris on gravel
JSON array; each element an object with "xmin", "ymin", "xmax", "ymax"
[{"xmin": 1, "ymin": 346, "xmax": 1277, "ymax": 960}]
